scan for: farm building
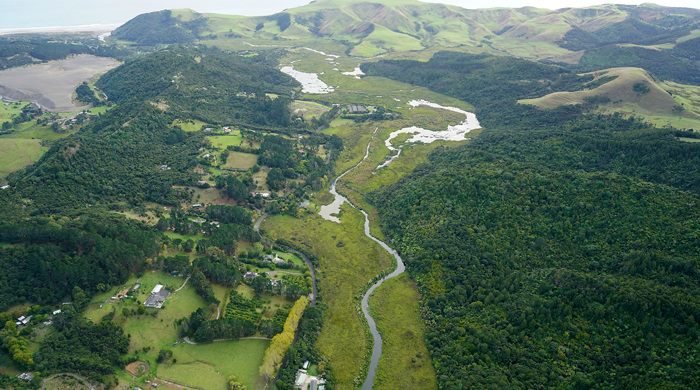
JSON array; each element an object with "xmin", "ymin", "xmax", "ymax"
[
  {"xmin": 348, "ymin": 104, "xmax": 367, "ymax": 113},
  {"xmin": 144, "ymin": 284, "xmax": 171, "ymax": 309}
]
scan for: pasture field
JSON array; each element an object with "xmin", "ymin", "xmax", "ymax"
[
  {"xmin": 172, "ymin": 118, "xmax": 209, "ymax": 132},
  {"xmin": 0, "ymin": 352, "xmax": 21, "ymax": 377},
  {"xmin": 209, "ymin": 133, "xmax": 244, "ymax": 149},
  {"xmin": 224, "ymin": 151, "xmax": 258, "ymax": 170},
  {"xmin": 0, "ymin": 138, "xmax": 46, "ymax": 177},
  {"xmin": 159, "ymin": 339, "xmax": 269, "ymax": 390},
  {"xmin": 188, "ymin": 185, "xmax": 228, "ymax": 204},
  {"xmin": 262, "ymin": 211, "xmax": 392, "ymax": 389},
  {"xmin": 0, "ymin": 100, "xmax": 26, "ymax": 122},
  {"xmin": 85, "ymin": 105, "xmax": 112, "ymax": 115},
  {"xmin": 164, "ymin": 231, "xmax": 205, "ymax": 242},
  {"xmin": 370, "ymin": 274, "xmax": 437, "ymax": 390},
  {"xmin": 3, "ymin": 121, "xmax": 72, "ymax": 141},
  {"xmin": 291, "ymin": 100, "xmax": 331, "ymax": 119}
]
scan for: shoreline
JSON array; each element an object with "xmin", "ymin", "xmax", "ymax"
[{"xmin": 0, "ymin": 23, "xmax": 120, "ymax": 36}]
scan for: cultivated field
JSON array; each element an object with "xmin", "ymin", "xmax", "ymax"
[{"xmin": 0, "ymin": 55, "xmax": 120, "ymax": 111}]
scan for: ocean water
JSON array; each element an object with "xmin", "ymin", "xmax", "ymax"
[{"xmin": 0, "ymin": 0, "xmax": 310, "ymax": 31}]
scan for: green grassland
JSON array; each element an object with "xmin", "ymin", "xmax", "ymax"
[
  {"xmin": 283, "ymin": 49, "xmax": 474, "ymax": 111},
  {"xmin": 262, "ymin": 211, "xmax": 392, "ymax": 389},
  {"xmin": 272, "ymin": 251, "xmax": 304, "ymax": 267},
  {"xmin": 369, "ymin": 274, "xmax": 437, "ymax": 390},
  {"xmin": 82, "ymin": 271, "xmax": 251, "ymax": 388},
  {"xmin": 159, "ymin": 339, "xmax": 269, "ymax": 390},
  {"xmin": 519, "ymin": 67, "xmax": 700, "ymax": 130},
  {"xmin": 164, "ymin": 231, "xmax": 205, "ymax": 242},
  {"xmin": 0, "ymin": 351, "xmax": 21, "ymax": 377},
  {"xmin": 224, "ymin": 151, "xmax": 258, "ymax": 170},
  {"xmin": 208, "ymin": 133, "xmax": 244, "ymax": 149},
  {"xmin": 290, "ymin": 100, "xmax": 331, "ymax": 119},
  {"xmin": 0, "ymin": 101, "xmax": 26, "ymax": 122},
  {"xmin": 188, "ymin": 185, "xmax": 228, "ymax": 204},
  {"xmin": 172, "ymin": 118, "xmax": 209, "ymax": 132},
  {"xmin": 2, "ymin": 121, "xmax": 72, "ymax": 141},
  {"xmin": 85, "ymin": 105, "xmax": 112, "ymax": 115},
  {"xmin": 0, "ymin": 138, "xmax": 47, "ymax": 177}
]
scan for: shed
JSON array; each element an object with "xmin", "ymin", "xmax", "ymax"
[{"xmin": 151, "ymin": 284, "xmax": 163, "ymax": 294}]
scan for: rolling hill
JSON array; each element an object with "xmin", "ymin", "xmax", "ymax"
[
  {"xmin": 519, "ymin": 67, "xmax": 700, "ymax": 129},
  {"xmin": 112, "ymin": 1, "xmax": 700, "ymax": 66}
]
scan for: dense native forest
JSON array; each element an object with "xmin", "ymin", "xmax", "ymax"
[
  {"xmin": 111, "ymin": 10, "xmax": 209, "ymax": 45},
  {"xmin": 367, "ymin": 51, "xmax": 700, "ymax": 389},
  {"xmin": 96, "ymin": 47, "xmax": 299, "ymax": 128}
]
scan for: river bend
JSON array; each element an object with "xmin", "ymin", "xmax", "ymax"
[{"xmin": 319, "ymin": 127, "xmax": 406, "ymax": 389}]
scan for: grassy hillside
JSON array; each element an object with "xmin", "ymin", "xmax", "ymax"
[
  {"xmin": 111, "ymin": 9, "xmax": 207, "ymax": 44},
  {"xmin": 519, "ymin": 67, "xmax": 700, "ymax": 129},
  {"xmin": 107, "ymin": 1, "xmax": 700, "ymax": 65},
  {"xmin": 0, "ymin": 138, "xmax": 46, "ymax": 178}
]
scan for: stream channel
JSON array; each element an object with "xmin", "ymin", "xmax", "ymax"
[{"xmin": 319, "ymin": 127, "xmax": 405, "ymax": 390}]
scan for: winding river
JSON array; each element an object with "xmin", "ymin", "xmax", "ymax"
[{"xmin": 318, "ymin": 127, "xmax": 406, "ymax": 390}]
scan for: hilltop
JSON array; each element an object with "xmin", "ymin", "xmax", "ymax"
[{"xmin": 111, "ymin": 1, "xmax": 700, "ymax": 63}]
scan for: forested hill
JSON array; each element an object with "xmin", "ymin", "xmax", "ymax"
[
  {"xmin": 7, "ymin": 46, "xmax": 300, "ymax": 214},
  {"xmin": 363, "ymin": 51, "xmax": 700, "ymax": 194},
  {"xmin": 8, "ymin": 103, "xmax": 201, "ymax": 213},
  {"xmin": 96, "ymin": 46, "xmax": 299, "ymax": 127},
  {"xmin": 111, "ymin": 9, "xmax": 207, "ymax": 45},
  {"xmin": 363, "ymin": 52, "xmax": 594, "ymax": 128},
  {"xmin": 369, "ymin": 142, "xmax": 700, "ymax": 389},
  {"xmin": 366, "ymin": 48, "xmax": 700, "ymax": 389}
]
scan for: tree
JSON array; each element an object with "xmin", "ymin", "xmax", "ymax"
[
  {"xmin": 226, "ymin": 176, "xmax": 247, "ymax": 201},
  {"xmin": 182, "ymin": 239, "xmax": 195, "ymax": 252},
  {"xmin": 72, "ymin": 286, "xmax": 89, "ymax": 311},
  {"xmin": 259, "ymin": 296, "xmax": 308, "ymax": 382},
  {"xmin": 158, "ymin": 348, "xmax": 173, "ymax": 363},
  {"xmin": 228, "ymin": 376, "xmax": 246, "ymax": 390}
]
